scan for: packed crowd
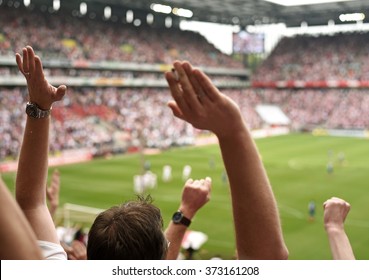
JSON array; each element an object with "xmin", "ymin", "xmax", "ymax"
[
  {"xmin": 260, "ymin": 89, "xmax": 369, "ymax": 130},
  {"xmin": 2, "ymin": 86, "xmax": 369, "ymax": 161},
  {"xmin": 0, "ymin": 87, "xmax": 196, "ymax": 161},
  {"xmin": 253, "ymin": 32, "xmax": 369, "ymax": 82},
  {"xmin": 0, "ymin": 5, "xmax": 243, "ymax": 69}
]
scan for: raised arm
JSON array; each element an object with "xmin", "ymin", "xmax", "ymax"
[
  {"xmin": 165, "ymin": 177, "xmax": 211, "ymax": 260},
  {"xmin": 15, "ymin": 46, "xmax": 66, "ymax": 244},
  {"xmin": 0, "ymin": 172, "xmax": 43, "ymax": 259},
  {"xmin": 46, "ymin": 169, "xmax": 61, "ymax": 219},
  {"xmin": 165, "ymin": 61, "xmax": 288, "ymax": 259},
  {"xmin": 323, "ymin": 197, "xmax": 355, "ymax": 260}
]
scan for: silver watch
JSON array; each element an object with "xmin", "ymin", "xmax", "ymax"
[{"xmin": 25, "ymin": 102, "xmax": 51, "ymax": 119}]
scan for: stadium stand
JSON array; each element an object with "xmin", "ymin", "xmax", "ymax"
[
  {"xmin": 253, "ymin": 32, "xmax": 369, "ymax": 82},
  {"xmin": 2, "ymin": 4, "xmax": 369, "ymax": 163},
  {"xmin": 0, "ymin": 4, "xmax": 247, "ymax": 162}
]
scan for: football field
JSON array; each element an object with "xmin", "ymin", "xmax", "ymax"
[{"xmin": 3, "ymin": 133, "xmax": 369, "ymax": 259}]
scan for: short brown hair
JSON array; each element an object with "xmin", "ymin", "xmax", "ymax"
[{"xmin": 87, "ymin": 196, "xmax": 167, "ymax": 260}]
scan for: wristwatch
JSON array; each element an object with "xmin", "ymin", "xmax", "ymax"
[
  {"xmin": 26, "ymin": 102, "xmax": 51, "ymax": 119},
  {"xmin": 172, "ymin": 210, "xmax": 191, "ymax": 227}
]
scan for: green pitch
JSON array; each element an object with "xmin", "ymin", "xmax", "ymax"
[{"xmin": 3, "ymin": 133, "xmax": 369, "ymax": 259}]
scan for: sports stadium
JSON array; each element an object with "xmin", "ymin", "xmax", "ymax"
[{"xmin": 1, "ymin": 0, "xmax": 369, "ymax": 260}]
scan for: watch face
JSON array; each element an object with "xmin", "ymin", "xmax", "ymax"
[
  {"xmin": 172, "ymin": 211, "xmax": 183, "ymax": 223},
  {"xmin": 26, "ymin": 103, "xmax": 39, "ymax": 118}
]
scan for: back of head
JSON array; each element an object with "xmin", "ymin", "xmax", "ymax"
[{"xmin": 87, "ymin": 196, "xmax": 167, "ymax": 260}]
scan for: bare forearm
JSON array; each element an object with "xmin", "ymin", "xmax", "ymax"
[
  {"xmin": 16, "ymin": 117, "xmax": 49, "ymax": 208},
  {"xmin": 16, "ymin": 116, "xmax": 59, "ymax": 243},
  {"xmin": 165, "ymin": 206, "xmax": 196, "ymax": 260},
  {"xmin": 218, "ymin": 125, "xmax": 288, "ymax": 259},
  {"xmin": 326, "ymin": 228, "xmax": 355, "ymax": 260},
  {"xmin": 0, "ymin": 180, "xmax": 43, "ymax": 259},
  {"xmin": 165, "ymin": 222, "xmax": 187, "ymax": 260}
]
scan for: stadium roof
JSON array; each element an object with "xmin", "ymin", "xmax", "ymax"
[
  {"xmin": 18, "ymin": 0, "xmax": 369, "ymax": 28},
  {"xmin": 79, "ymin": 0, "xmax": 369, "ymax": 27}
]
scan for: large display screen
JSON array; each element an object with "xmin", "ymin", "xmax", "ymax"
[{"xmin": 232, "ymin": 31, "xmax": 264, "ymax": 54}]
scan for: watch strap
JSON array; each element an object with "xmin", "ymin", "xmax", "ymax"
[
  {"xmin": 26, "ymin": 102, "xmax": 52, "ymax": 119},
  {"xmin": 179, "ymin": 215, "xmax": 191, "ymax": 227},
  {"xmin": 172, "ymin": 210, "xmax": 191, "ymax": 227}
]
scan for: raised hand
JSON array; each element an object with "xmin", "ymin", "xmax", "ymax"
[
  {"xmin": 323, "ymin": 197, "xmax": 351, "ymax": 231},
  {"xmin": 323, "ymin": 197, "xmax": 355, "ymax": 260},
  {"xmin": 165, "ymin": 61, "xmax": 244, "ymax": 139},
  {"xmin": 179, "ymin": 177, "xmax": 212, "ymax": 219},
  {"xmin": 16, "ymin": 45, "xmax": 66, "ymax": 110}
]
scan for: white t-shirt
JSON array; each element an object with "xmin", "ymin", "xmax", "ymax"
[{"xmin": 38, "ymin": 240, "xmax": 67, "ymax": 260}]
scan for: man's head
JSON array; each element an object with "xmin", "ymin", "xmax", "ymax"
[{"xmin": 87, "ymin": 196, "xmax": 167, "ymax": 260}]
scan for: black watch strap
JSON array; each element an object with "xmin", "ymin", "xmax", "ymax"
[{"xmin": 172, "ymin": 210, "xmax": 191, "ymax": 227}]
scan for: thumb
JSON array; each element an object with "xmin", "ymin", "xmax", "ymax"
[{"xmin": 55, "ymin": 85, "xmax": 67, "ymax": 101}]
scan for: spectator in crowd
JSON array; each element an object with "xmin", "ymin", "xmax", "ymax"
[
  {"xmin": 14, "ymin": 46, "xmax": 211, "ymax": 260},
  {"xmin": 323, "ymin": 197, "xmax": 355, "ymax": 260},
  {"xmin": 165, "ymin": 61, "xmax": 289, "ymax": 259},
  {"xmin": 0, "ymin": 171, "xmax": 43, "ymax": 259}
]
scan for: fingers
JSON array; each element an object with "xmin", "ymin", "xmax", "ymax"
[
  {"xmin": 27, "ymin": 46, "xmax": 35, "ymax": 74},
  {"xmin": 34, "ymin": 55, "xmax": 45, "ymax": 78},
  {"xmin": 53, "ymin": 169, "xmax": 60, "ymax": 177},
  {"xmin": 167, "ymin": 100, "xmax": 185, "ymax": 120},
  {"xmin": 193, "ymin": 68, "xmax": 221, "ymax": 102},
  {"xmin": 22, "ymin": 47, "xmax": 29, "ymax": 74},
  {"xmin": 323, "ymin": 197, "xmax": 351, "ymax": 212},
  {"xmin": 182, "ymin": 62, "xmax": 209, "ymax": 105},
  {"xmin": 165, "ymin": 71, "xmax": 191, "ymax": 116},
  {"xmin": 16, "ymin": 46, "xmax": 38, "ymax": 78},
  {"xmin": 186, "ymin": 177, "xmax": 211, "ymax": 191},
  {"xmin": 51, "ymin": 174, "xmax": 60, "ymax": 189},
  {"xmin": 173, "ymin": 61, "xmax": 204, "ymax": 112},
  {"xmin": 173, "ymin": 61, "xmax": 202, "ymax": 111},
  {"xmin": 15, "ymin": 53, "xmax": 25, "ymax": 75},
  {"xmin": 205, "ymin": 176, "xmax": 212, "ymax": 187},
  {"xmin": 185, "ymin": 178, "xmax": 194, "ymax": 185}
]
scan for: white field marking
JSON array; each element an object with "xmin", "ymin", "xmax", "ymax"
[
  {"xmin": 288, "ymin": 159, "xmax": 304, "ymax": 170},
  {"xmin": 278, "ymin": 203, "xmax": 305, "ymax": 219}
]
